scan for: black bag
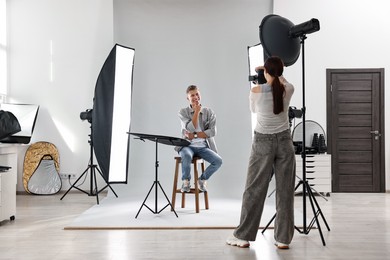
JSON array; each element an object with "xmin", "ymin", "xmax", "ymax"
[{"xmin": 0, "ymin": 110, "xmax": 21, "ymax": 139}]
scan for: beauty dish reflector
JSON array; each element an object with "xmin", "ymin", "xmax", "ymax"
[{"xmin": 259, "ymin": 14, "xmax": 301, "ymax": 66}]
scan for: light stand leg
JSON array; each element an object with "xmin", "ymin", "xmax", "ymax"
[
  {"xmin": 261, "ymin": 179, "xmax": 329, "ymax": 246},
  {"xmin": 95, "ymin": 166, "xmax": 119, "ymax": 198},
  {"xmin": 135, "ymin": 181, "xmax": 157, "ymax": 218},
  {"xmin": 92, "ymin": 165, "xmax": 99, "ymax": 204},
  {"xmin": 60, "ymin": 124, "xmax": 118, "ymax": 205},
  {"xmin": 305, "ymin": 182, "xmax": 331, "ymax": 232},
  {"xmin": 295, "ymin": 180, "xmax": 328, "ymax": 245},
  {"xmin": 262, "ymin": 179, "xmax": 302, "ymax": 234},
  {"xmin": 156, "ymin": 181, "xmax": 177, "ymax": 214},
  {"xmin": 135, "ymin": 139, "xmax": 178, "ymax": 218},
  {"xmin": 60, "ymin": 166, "xmax": 90, "ymax": 200}
]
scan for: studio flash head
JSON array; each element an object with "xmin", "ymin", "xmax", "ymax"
[{"xmin": 80, "ymin": 109, "xmax": 93, "ymax": 123}]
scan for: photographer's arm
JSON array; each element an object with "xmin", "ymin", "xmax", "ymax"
[{"xmin": 251, "ymin": 85, "xmax": 261, "ymax": 93}]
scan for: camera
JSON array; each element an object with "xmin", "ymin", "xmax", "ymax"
[
  {"xmin": 248, "ymin": 68, "xmax": 267, "ymax": 85},
  {"xmin": 80, "ymin": 109, "xmax": 93, "ymax": 123}
]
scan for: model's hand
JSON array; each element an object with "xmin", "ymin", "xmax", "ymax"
[
  {"xmin": 184, "ymin": 131, "xmax": 194, "ymax": 140},
  {"xmin": 197, "ymin": 132, "xmax": 207, "ymax": 139},
  {"xmin": 193, "ymin": 103, "xmax": 202, "ymax": 114}
]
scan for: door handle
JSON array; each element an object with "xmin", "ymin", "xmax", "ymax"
[{"xmin": 370, "ymin": 130, "xmax": 381, "ymax": 140}]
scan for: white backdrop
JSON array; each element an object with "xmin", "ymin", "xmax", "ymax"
[{"xmin": 113, "ymin": 0, "xmax": 273, "ymax": 198}]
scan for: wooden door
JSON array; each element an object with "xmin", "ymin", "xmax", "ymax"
[{"xmin": 326, "ymin": 69, "xmax": 385, "ymax": 192}]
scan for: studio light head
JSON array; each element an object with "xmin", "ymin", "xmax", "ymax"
[
  {"xmin": 289, "ymin": 18, "xmax": 320, "ymax": 38},
  {"xmin": 80, "ymin": 109, "xmax": 93, "ymax": 123},
  {"xmin": 248, "ymin": 15, "xmax": 320, "ymax": 85},
  {"xmin": 288, "ymin": 106, "xmax": 303, "ymax": 121}
]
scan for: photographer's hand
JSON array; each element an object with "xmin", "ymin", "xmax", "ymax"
[{"xmin": 255, "ymin": 65, "xmax": 264, "ymax": 72}]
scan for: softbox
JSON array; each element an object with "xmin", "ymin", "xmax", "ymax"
[
  {"xmin": 0, "ymin": 104, "xmax": 39, "ymax": 144},
  {"xmin": 92, "ymin": 44, "xmax": 135, "ymax": 184},
  {"xmin": 259, "ymin": 14, "xmax": 301, "ymax": 66},
  {"xmin": 247, "ymin": 43, "xmax": 266, "ymax": 85}
]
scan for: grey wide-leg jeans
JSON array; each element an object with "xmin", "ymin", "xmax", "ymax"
[{"xmin": 234, "ymin": 129, "xmax": 296, "ymax": 244}]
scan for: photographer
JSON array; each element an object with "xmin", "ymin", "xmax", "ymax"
[{"xmin": 226, "ymin": 56, "xmax": 296, "ymax": 249}]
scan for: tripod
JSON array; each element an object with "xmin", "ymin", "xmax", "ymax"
[
  {"xmin": 262, "ymin": 35, "xmax": 330, "ymax": 246},
  {"xmin": 60, "ymin": 124, "xmax": 118, "ymax": 204},
  {"xmin": 130, "ymin": 133, "xmax": 187, "ymax": 218}
]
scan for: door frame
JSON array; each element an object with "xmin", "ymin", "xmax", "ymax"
[{"xmin": 326, "ymin": 68, "xmax": 385, "ymax": 192}]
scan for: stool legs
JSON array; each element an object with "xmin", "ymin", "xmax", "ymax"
[
  {"xmin": 171, "ymin": 157, "xmax": 209, "ymax": 213},
  {"xmin": 194, "ymin": 162, "xmax": 200, "ymax": 213},
  {"xmin": 201, "ymin": 162, "xmax": 209, "ymax": 210},
  {"xmin": 171, "ymin": 158, "xmax": 180, "ymax": 211}
]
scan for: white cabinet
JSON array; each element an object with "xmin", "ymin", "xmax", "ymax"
[
  {"xmin": 296, "ymin": 154, "xmax": 331, "ymax": 196},
  {"xmin": 0, "ymin": 145, "xmax": 17, "ymax": 223}
]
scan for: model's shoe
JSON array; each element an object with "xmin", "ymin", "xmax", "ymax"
[
  {"xmin": 181, "ymin": 179, "xmax": 190, "ymax": 193},
  {"xmin": 198, "ymin": 179, "xmax": 207, "ymax": 192},
  {"xmin": 275, "ymin": 241, "xmax": 289, "ymax": 249},
  {"xmin": 226, "ymin": 235, "xmax": 250, "ymax": 248}
]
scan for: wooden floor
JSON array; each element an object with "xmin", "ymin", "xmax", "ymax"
[{"xmin": 0, "ymin": 192, "xmax": 389, "ymax": 260}]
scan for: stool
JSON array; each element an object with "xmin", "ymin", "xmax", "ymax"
[{"xmin": 171, "ymin": 156, "xmax": 209, "ymax": 213}]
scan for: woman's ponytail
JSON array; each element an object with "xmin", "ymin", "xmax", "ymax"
[{"xmin": 264, "ymin": 57, "xmax": 285, "ymax": 115}]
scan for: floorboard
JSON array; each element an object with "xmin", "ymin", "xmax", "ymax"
[{"xmin": 0, "ymin": 192, "xmax": 389, "ymax": 260}]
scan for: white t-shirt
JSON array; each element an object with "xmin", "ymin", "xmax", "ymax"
[
  {"xmin": 250, "ymin": 82, "xmax": 294, "ymax": 134},
  {"xmin": 190, "ymin": 117, "xmax": 207, "ymax": 148}
]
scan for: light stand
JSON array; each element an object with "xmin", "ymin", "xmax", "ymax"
[
  {"xmin": 294, "ymin": 35, "xmax": 330, "ymax": 244},
  {"xmin": 60, "ymin": 123, "xmax": 118, "ymax": 204},
  {"xmin": 129, "ymin": 132, "xmax": 189, "ymax": 218},
  {"xmin": 261, "ymin": 34, "xmax": 330, "ymax": 246},
  {"xmin": 134, "ymin": 137, "xmax": 178, "ymax": 218}
]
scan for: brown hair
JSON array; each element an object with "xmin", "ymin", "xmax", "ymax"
[
  {"xmin": 264, "ymin": 56, "xmax": 285, "ymax": 114},
  {"xmin": 186, "ymin": 85, "xmax": 198, "ymax": 94}
]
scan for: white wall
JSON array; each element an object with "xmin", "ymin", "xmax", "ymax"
[
  {"xmin": 8, "ymin": 0, "xmax": 389, "ymax": 197},
  {"xmin": 8, "ymin": 0, "xmax": 272, "ymax": 198},
  {"xmin": 7, "ymin": 0, "xmax": 114, "ymax": 191},
  {"xmin": 274, "ymin": 0, "xmax": 390, "ymax": 190},
  {"xmin": 112, "ymin": 0, "xmax": 272, "ymax": 199}
]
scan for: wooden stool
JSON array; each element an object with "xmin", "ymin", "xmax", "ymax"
[{"xmin": 171, "ymin": 156, "xmax": 209, "ymax": 213}]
